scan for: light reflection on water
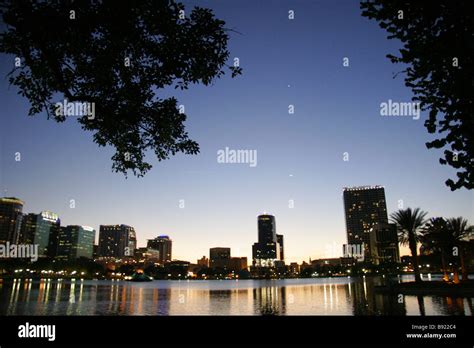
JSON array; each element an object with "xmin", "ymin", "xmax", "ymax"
[{"xmin": 0, "ymin": 276, "xmax": 472, "ymax": 316}]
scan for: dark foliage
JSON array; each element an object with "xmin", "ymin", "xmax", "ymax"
[
  {"xmin": 0, "ymin": 0, "xmax": 241, "ymax": 176},
  {"xmin": 361, "ymin": 0, "xmax": 474, "ymax": 190}
]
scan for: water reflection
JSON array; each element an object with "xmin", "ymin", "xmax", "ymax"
[
  {"xmin": 253, "ymin": 286, "xmax": 286, "ymax": 315},
  {"xmin": 0, "ymin": 277, "xmax": 471, "ymax": 316}
]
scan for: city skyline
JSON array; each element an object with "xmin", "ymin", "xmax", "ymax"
[
  {"xmin": 1, "ymin": 183, "xmax": 470, "ymax": 264},
  {"xmin": 1, "ymin": 0, "xmax": 473, "ymax": 264},
  {"xmin": 0, "ymin": 2, "xmax": 472, "ymax": 345}
]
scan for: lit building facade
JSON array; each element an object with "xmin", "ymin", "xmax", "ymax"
[
  {"xmin": 289, "ymin": 262, "xmax": 300, "ymax": 275},
  {"xmin": 147, "ymin": 235, "xmax": 172, "ymax": 264},
  {"xmin": 252, "ymin": 214, "xmax": 281, "ymax": 267},
  {"xmin": 343, "ymin": 186, "xmax": 388, "ymax": 263},
  {"xmin": 98, "ymin": 224, "xmax": 137, "ymax": 258},
  {"xmin": 277, "ymin": 234, "xmax": 284, "ymax": 261},
  {"xmin": 369, "ymin": 222, "xmax": 400, "ymax": 265},
  {"xmin": 209, "ymin": 247, "xmax": 231, "ymax": 269},
  {"xmin": 18, "ymin": 211, "xmax": 61, "ymax": 257},
  {"xmin": 0, "ymin": 197, "xmax": 24, "ymax": 244},
  {"xmin": 57, "ymin": 225, "xmax": 96, "ymax": 261}
]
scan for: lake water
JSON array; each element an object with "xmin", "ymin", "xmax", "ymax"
[{"xmin": 0, "ymin": 275, "xmax": 472, "ymax": 315}]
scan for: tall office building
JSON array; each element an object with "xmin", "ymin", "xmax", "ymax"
[
  {"xmin": 98, "ymin": 224, "xmax": 137, "ymax": 258},
  {"xmin": 252, "ymin": 214, "xmax": 281, "ymax": 267},
  {"xmin": 369, "ymin": 222, "xmax": 400, "ymax": 265},
  {"xmin": 18, "ymin": 211, "xmax": 61, "ymax": 257},
  {"xmin": 209, "ymin": 247, "xmax": 231, "ymax": 269},
  {"xmin": 276, "ymin": 234, "xmax": 284, "ymax": 261},
  {"xmin": 56, "ymin": 225, "xmax": 96, "ymax": 261},
  {"xmin": 0, "ymin": 197, "xmax": 24, "ymax": 244},
  {"xmin": 147, "ymin": 235, "xmax": 172, "ymax": 264},
  {"xmin": 343, "ymin": 186, "xmax": 388, "ymax": 262}
]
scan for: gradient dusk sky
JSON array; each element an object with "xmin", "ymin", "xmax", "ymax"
[{"xmin": 1, "ymin": 0, "xmax": 473, "ymax": 263}]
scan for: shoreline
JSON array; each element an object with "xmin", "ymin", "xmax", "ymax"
[{"xmin": 375, "ymin": 280, "xmax": 474, "ymax": 296}]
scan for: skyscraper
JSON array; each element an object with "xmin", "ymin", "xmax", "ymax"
[
  {"xmin": 277, "ymin": 234, "xmax": 284, "ymax": 261},
  {"xmin": 147, "ymin": 235, "xmax": 172, "ymax": 264},
  {"xmin": 18, "ymin": 211, "xmax": 61, "ymax": 257},
  {"xmin": 209, "ymin": 247, "xmax": 231, "ymax": 269},
  {"xmin": 343, "ymin": 186, "xmax": 389, "ymax": 263},
  {"xmin": 252, "ymin": 214, "xmax": 281, "ymax": 267},
  {"xmin": 56, "ymin": 225, "xmax": 96, "ymax": 261},
  {"xmin": 0, "ymin": 197, "xmax": 24, "ymax": 244},
  {"xmin": 98, "ymin": 224, "xmax": 137, "ymax": 258},
  {"xmin": 369, "ymin": 222, "xmax": 400, "ymax": 265}
]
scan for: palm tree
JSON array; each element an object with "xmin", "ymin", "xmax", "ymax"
[
  {"xmin": 446, "ymin": 217, "xmax": 473, "ymax": 283},
  {"xmin": 390, "ymin": 208, "xmax": 428, "ymax": 283},
  {"xmin": 420, "ymin": 217, "xmax": 450, "ymax": 282},
  {"xmin": 421, "ymin": 217, "xmax": 473, "ymax": 283}
]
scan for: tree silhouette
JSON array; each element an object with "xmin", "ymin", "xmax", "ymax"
[
  {"xmin": 390, "ymin": 207, "xmax": 428, "ymax": 283},
  {"xmin": 421, "ymin": 216, "xmax": 473, "ymax": 283},
  {"xmin": 361, "ymin": 0, "xmax": 473, "ymax": 190},
  {"xmin": 0, "ymin": 1, "xmax": 241, "ymax": 176},
  {"xmin": 420, "ymin": 217, "xmax": 451, "ymax": 282}
]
